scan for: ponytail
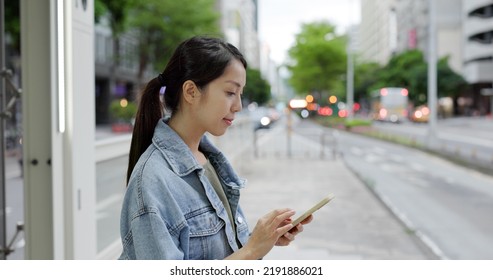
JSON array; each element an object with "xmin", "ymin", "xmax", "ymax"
[{"xmin": 126, "ymin": 78, "xmax": 164, "ymax": 184}]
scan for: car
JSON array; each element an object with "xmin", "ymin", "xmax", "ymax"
[
  {"xmin": 249, "ymin": 106, "xmax": 279, "ymax": 130},
  {"xmin": 410, "ymin": 105, "xmax": 430, "ymax": 123}
]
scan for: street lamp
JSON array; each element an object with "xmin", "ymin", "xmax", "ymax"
[
  {"xmin": 346, "ymin": 0, "xmax": 355, "ymax": 120},
  {"xmin": 346, "ymin": 35, "xmax": 354, "ymax": 120}
]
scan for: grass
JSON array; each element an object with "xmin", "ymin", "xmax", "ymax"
[
  {"xmin": 360, "ymin": 129, "xmax": 424, "ymax": 149},
  {"xmin": 312, "ymin": 116, "xmax": 372, "ymax": 130}
]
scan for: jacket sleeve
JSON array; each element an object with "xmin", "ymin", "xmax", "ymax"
[{"xmin": 128, "ymin": 210, "xmax": 185, "ymax": 260}]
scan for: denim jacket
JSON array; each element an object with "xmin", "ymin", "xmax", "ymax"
[{"xmin": 119, "ymin": 118, "xmax": 250, "ymax": 259}]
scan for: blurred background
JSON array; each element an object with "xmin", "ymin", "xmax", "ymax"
[{"xmin": 1, "ymin": 0, "xmax": 492, "ymax": 260}]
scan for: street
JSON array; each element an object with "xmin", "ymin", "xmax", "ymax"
[
  {"xmin": 371, "ymin": 117, "xmax": 493, "ymax": 173},
  {"xmin": 294, "ymin": 117, "xmax": 493, "ymax": 259}
]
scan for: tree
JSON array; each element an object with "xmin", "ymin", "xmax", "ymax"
[
  {"xmin": 243, "ymin": 68, "xmax": 271, "ymax": 105},
  {"xmin": 94, "ymin": 0, "xmax": 134, "ymax": 65},
  {"xmin": 94, "ymin": 0, "xmax": 221, "ymax": 89},
  {"xmin": 437, "ymin": 57, "xmax": 468, "ymax": 100},
  {"xmin": 353, "ymin": 61, "xmax": 381, "ymax": 101},
  {"xmin": 287, "ymin": 21, "xmax": 347, "ymax": 103},
  {"xmin": 371, "ymin": 50, "xmax": 467, "ymax": 105},
  {"xmin": 94, "ymin": 0, "xmax": 135, "ymax": 124},
  {"xmin": 372, "ymin": 50, "xmax": 428, "ymax": 104},
  {"xmin": 3, "ymin": 0, "xmax": 20, "ymax": 56},
  {"xmin": 128, "ymin": 0, "xmax": 221, "ymax": 87}
]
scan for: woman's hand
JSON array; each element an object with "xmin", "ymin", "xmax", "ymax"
[
  {"xmin": 276, "ymin": 214, "xmax": 313, "ymax": 246},
  {"xmin": 225, "ymin": 208, "xmax": 295, "ymax": 260}
]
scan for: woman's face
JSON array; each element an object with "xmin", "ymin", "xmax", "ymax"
[{"xmin": 192, "ymin": 59, "xmax": 246, "ymax": 136}]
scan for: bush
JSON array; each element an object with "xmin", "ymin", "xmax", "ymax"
[
  {"xmin": 313, "ymin": 116, "xmax": 372, "ymax": 130},
  {"xmin": 344, "ymin": 118, "xmax": 372, "ymax": 129},
  {"xmin": 109, "ymin": 99, "xmax": 137, "ymax": 123}
]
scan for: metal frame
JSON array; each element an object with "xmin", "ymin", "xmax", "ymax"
[
  {"xmin": 0, "ymin": 0, "xmax": 7, "ymax": 260},
  {"xmin": 0, "ymin": 0, "xmax": 23, "ymax": 259}
]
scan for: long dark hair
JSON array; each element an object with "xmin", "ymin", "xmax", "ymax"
[{"xmin": 126, "ymin": 36, "xmax": 247, "ymax": 183}]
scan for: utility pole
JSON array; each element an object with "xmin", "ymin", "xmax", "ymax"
[{"xmin": 427, "ymin": 0, "xmax": 438, "ymax": 148}]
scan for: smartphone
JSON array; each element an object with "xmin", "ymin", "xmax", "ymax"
[{"xmin": 292, "ymin": 194, "xmax": 335, "ymax": 226}]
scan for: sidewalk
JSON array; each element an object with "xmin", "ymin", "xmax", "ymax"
[{"xmin": 237, "ymin": 122, "xmax": 434, "ymax": 260}]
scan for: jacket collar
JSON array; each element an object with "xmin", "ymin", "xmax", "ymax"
[{"xmin": 152, "ymin": 118, "xmax": 246, "ymax": 189}]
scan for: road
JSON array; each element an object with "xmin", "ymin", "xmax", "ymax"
[
  {"xmin": 294, "ymin": 118, "xmax": 493, "ymax": 259},
  {"xmin": 371, "ymin": 117, "xmax": 493, "ymax": 173}
]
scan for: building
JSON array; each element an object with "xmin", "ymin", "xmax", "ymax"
[
  {"xmin": 357, "ymin": 0, "xmax": 493, "ymax": 115},
  {"xmin": 463, "ymin": 0, "xmax": 493, "ymax": 115},
  {"xmin": 395, "ymin": 0, "xmax": 463, "ymax": 74},
  {"xmin": 218, "ymin": 0, "xmax": 261, "ymax": 69},
  {"xmin": 359, "ymin": 0, "xmax": 463, "ymax": 73},
  {"xmin": 94, "ymin": 17, "xmax": 144, "ymax": 125},
  {"xmin": 358, "ymin": 0, "xmax": 397, "ymax": 65}
]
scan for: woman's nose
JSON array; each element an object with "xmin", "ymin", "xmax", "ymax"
[{"xmin": 232, "ymin": 96, "xmax": 242, "ymax": 112}]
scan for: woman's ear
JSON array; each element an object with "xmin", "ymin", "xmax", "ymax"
[{"xmin": 182, "ymin": 80, "xmax": 197, "ymax": 104}]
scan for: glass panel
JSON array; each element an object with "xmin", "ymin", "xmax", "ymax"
[{"xmin": 95, "ymin": 156, "xmax": 127, "ymax": 253}]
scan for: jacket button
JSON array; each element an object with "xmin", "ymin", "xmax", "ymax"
[{"xmin": 237, "ymin": 216, "xmax": 243, "ymax": 224}]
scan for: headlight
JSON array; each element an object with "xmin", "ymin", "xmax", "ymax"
[{"xmin": 260, "ymin": 116, "xmax": 271, "ymax": 126}]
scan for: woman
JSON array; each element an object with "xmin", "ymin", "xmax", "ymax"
[{"xmin": 119, "ymin": 35, "xmax": 312, "ymax": 260}]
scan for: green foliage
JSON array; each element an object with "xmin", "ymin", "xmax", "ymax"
[
  {"xmin": 129, "ymin": 0, "xmax": 222, "ymax": 76},
  {"xmin": 109, "ymin": 99, "xmax": 137, "ymax": 122},
  {"xmin": 94, "ymin": 0, "xmax": 107, "ymax": 24},
  {"xmin": 375, "ymin": 50, "xmax": 428, "ymax": 104},
  {"xmin": 353, "ymin": 61, "xmax": 381, "ymax": 101},
  {"xmin": 4, "ymin": 0, "xmax": 20, "ymax": 51},
  {"xmin": 94, "ymin": 0, "xmax": 221, "ymax": 85},
  {"xmin": 437, "ymin": 57, "xmax": 468, "ymax": 99},
  {"xmin": 243, "ymin": 68, "xmax": 271, "ymax": 105},
  {"xmin": 380, "ymin": 50, "xmax": 424, "ymax": 87},
  {"xmin": 287, "ymin": 22, "xmax": 347, "ymax": 101},
  {"xmin": 94, "ymin": 0, "xmax": 133, "ymax": 35},
  {"xmin": 344, "ymin": 118, "xmax": 372, "ymax": 128},
  {"xmin": 362, "ymin": 50, "xmax": 468, "ymax": 106},
  {"xmin": 313, "ymin": 115, "xmax": 371, "ymax": 129}
]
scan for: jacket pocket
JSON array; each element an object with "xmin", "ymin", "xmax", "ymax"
[
  {"xmin": 186, "ymin": 206, "xmax": 225, "ymax": 236},
  {"xmin": 186, "ymin": 206, "xmax": 231, "ymax": 259}
]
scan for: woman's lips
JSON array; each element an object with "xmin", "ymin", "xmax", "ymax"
[{"xmin": 224, "ymin": 118, "xmax": 234, "ymax": 126}]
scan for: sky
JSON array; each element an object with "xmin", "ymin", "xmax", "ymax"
[{"xmin": 258, "ymin": 0, "xmax": 361, "ymax": 64}]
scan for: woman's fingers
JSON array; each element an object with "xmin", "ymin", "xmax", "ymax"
[
  {"xmin": 261, "ymin": 208, "xmax": 295, "ymax": 231},
  {"xmin": 288, "ymin": 223, "xmax": 304, "ymax": 235},
  {"xmin": 272, "ymin": 209, "xmax": 295, "ymax": 227},
  {"xmin": 300, "ymin": 214, "xmax": 314, "ymax": 225},
  {"xmin": 276, "ymin": 222, "xmax": 294, "ymax": 236},
  {"xmin": 244, "ymin": 208, "xmax": 314, "ymax": 258}
]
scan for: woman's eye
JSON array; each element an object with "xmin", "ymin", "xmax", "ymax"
[{"xmin": 227, "ymin": 92, "xmax": 236, "ymax": 96}]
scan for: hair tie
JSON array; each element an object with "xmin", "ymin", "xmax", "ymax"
[{"xmin": 157, "ymin": 74, "xmax": 166, "ymax": 95}]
